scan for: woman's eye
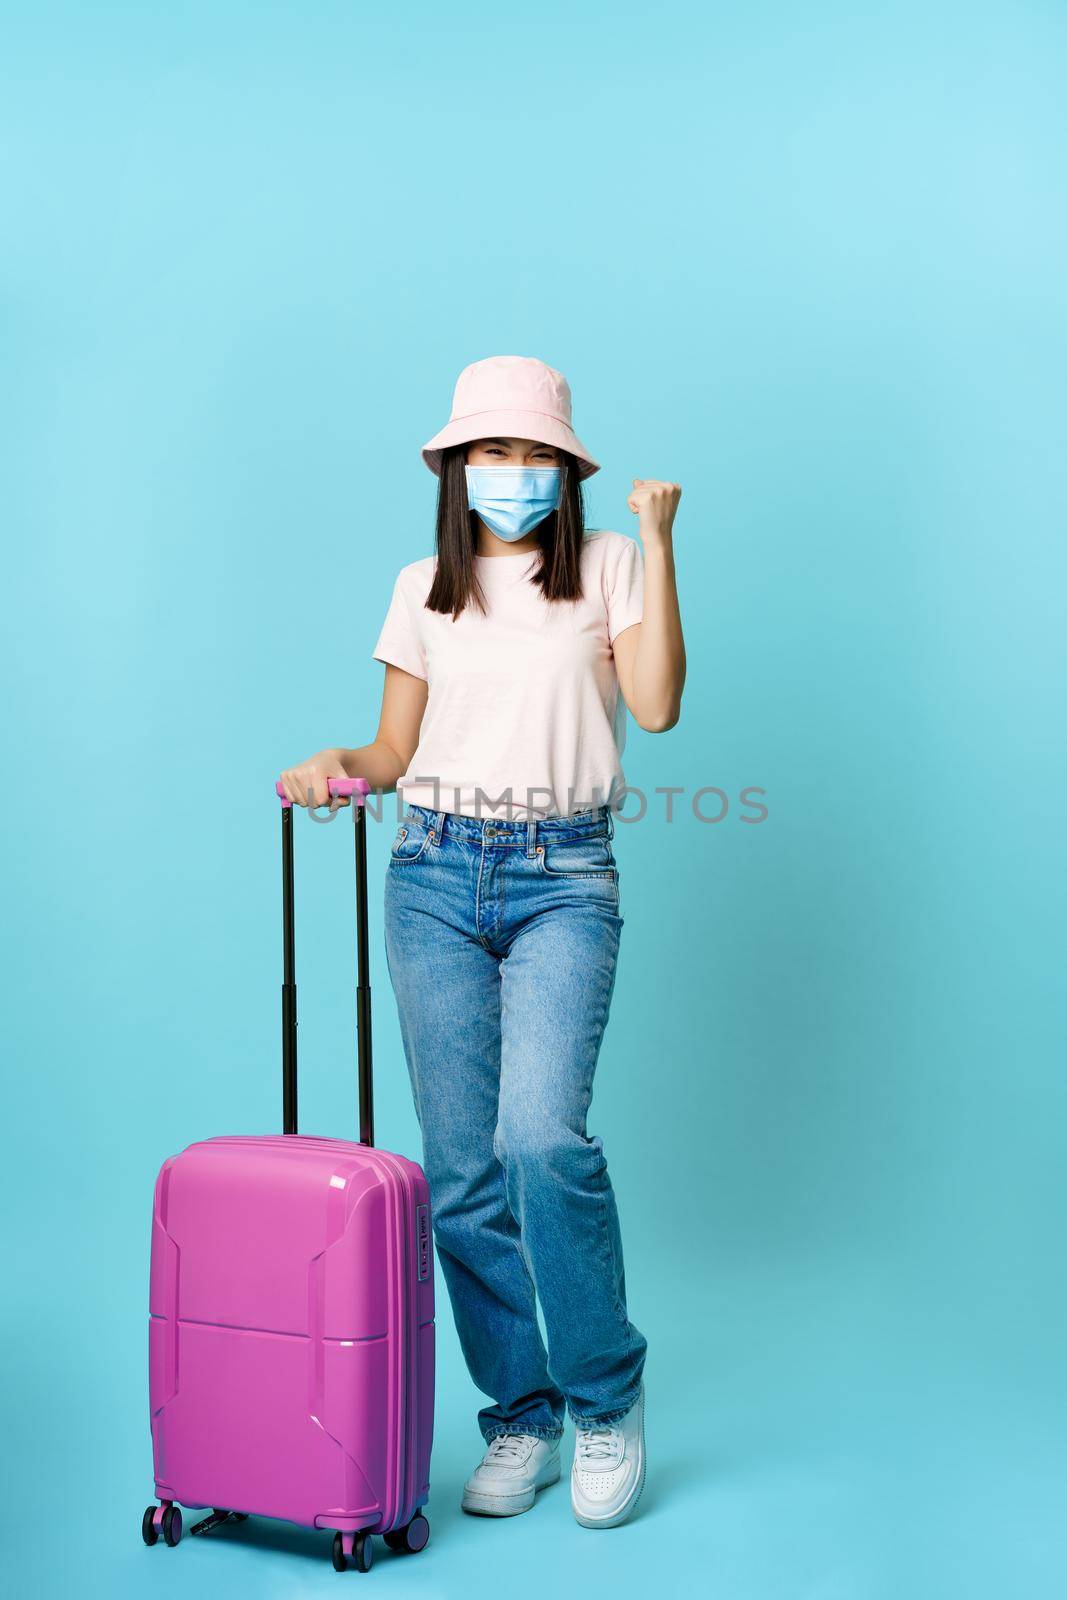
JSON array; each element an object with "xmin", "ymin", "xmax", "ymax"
[{"xmin": 482, "ymin": 449, "xmax": 555, "ymax": 463}]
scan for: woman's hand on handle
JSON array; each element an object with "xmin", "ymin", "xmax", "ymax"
[{"xmin": 278, "ymin": 749, "xmax": 353, "ymax": 808}]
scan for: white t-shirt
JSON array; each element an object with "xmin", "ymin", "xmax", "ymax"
[{"xmin": 372, "ymin": 530, "xmax": 645, "ymax": 819}]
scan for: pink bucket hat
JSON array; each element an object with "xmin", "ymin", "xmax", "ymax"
[{"xmin": 421, "ymin": 354, "xmax": 601, "ymax": 480}]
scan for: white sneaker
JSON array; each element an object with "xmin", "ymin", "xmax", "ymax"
[
  {"xmin": 571, "ymin": 1384, "xmax": 646, "ymax": 1528},
  {"xmin": 461, "ymin": 1432, "xmax": 562, "ymax": 1516}
]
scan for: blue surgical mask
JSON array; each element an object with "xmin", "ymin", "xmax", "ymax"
[{"xmin": 465, "ymin": 464, "xmax": 561, "ymax": 541}]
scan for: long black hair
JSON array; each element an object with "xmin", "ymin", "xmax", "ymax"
[{"xmin": 425, "ymin": 444, "xmax": 589, "ymax": 619}]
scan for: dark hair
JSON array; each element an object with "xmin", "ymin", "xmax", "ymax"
[{"xmin": 425, "ymin": 444, "xmax": 589, "ymax": 619}]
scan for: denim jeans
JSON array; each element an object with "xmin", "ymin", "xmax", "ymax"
[{"xmin": 383, "ymin": 802, "xmax": 647, "ymax": 1442}]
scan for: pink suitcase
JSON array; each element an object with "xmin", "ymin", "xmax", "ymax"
[{"xmin": 143, "ymin": 778, "xmax": 435, "ymax": 1574}]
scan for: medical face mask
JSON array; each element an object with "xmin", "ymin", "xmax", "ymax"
[{"xmin": 465, "ymin": 464, "xmax": 561, "ymax": 541}]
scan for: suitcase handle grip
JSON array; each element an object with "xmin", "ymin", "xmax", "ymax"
[
  {"xmin": 275, "ymin": 776, "xmax": 371, "ymax": 808},
  {"xmin": 279, "ymin": 780, "xmax": 374, "ymax": 1146}
]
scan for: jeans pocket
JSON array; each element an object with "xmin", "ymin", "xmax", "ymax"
[
  {"xmin": 537, "ymin": 836, "xmax": 617, "ymax": 881},
  {"xmin": 390, "ymin": 821, "xmax": 432, "ymax": 864}
]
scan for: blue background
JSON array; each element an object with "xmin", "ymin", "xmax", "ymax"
[{"xmin": 4, "ymin": 2, "xmax": 1065, "ymax": 1595}]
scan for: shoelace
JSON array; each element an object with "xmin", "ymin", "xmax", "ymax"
[
  {"xmin": 576, "ymin": 1425, "xmax": 619, "ymax": 1462},
  {"xmin": 486, "ymin": 1433, "xmax": 532, "ymax": 1463}
]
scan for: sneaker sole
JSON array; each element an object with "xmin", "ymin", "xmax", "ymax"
[{"xmin": 461, "ymin": 1467, "xmax": 561, "ymax": 1518}]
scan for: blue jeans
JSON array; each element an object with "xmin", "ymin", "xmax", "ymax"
[{"xmin": 383, "ymin": 802, "xmax": 647, "ymax": 1442}]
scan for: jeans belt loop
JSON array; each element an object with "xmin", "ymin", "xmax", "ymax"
[
  {"xmin": 433, "ymin": 809, "xmax": 446, "ymax": 845},
  {"xmin": 606, "ymin": 804, "xmax": 615, "ymax": 841},
  {"xmin": 526, "ymin": 817, "xmax": 538, "ymax": 858}
]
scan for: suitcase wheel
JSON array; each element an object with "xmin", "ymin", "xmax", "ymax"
[
  {"xmin": 384, "ymin": 1514, "xmax": 430, "ymax": 1554},
  {"xmin": 333, "ymin": 1530, "xmax": 373, "ymax": 1573},
  {"xmin": 142, "ymin": 1502, "xmax": 181, "ymax": 1549}
]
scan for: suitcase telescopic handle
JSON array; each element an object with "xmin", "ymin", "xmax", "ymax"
[{"xmin": 274, "ymin": 776, "xmax": 374, "ymax": 1146}]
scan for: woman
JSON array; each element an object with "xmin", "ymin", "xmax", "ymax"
[{"xmin": 279, "ymin": 354, "xmax": 685, "ymax": 1529}]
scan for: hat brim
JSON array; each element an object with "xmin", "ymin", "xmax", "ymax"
[{"xmin": 421, "ymin": 409, "xmax": 600, "ymax": 480}]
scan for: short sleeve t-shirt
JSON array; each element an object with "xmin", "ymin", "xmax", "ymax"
[{"xmin": 372, "ymin": 530, "xmax": 644, "ymax": 819}]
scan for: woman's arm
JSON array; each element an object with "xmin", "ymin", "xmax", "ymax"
[
  {"xmin": 278, "ymin": 663, "xmax": 428, "ymax": 807},
  {"xmin": 612, "ymin": 478, "xmax": 686, "ymax": 732}
]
